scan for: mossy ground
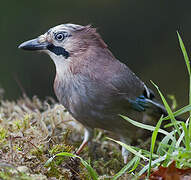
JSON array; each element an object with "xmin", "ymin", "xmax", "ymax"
[{"xmin": 0, "ymin": 91, "xmax": 149, "ymax": 179}]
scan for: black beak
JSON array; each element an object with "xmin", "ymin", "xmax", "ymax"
[{"xmin": 18, "ymin": 38, "xmax": 51, "ymax": 51}]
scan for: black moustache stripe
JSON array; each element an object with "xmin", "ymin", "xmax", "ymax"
[{"xmin": 47, "ymin": 44, "xmax": 69, "ymax": 59}]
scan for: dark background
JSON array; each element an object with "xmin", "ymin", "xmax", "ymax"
[{"xmin": 1, "ymin": 0, "xmax": 191, "ymax": 108}]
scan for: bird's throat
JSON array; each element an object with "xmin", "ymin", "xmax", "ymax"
[{"xmin": 47, "ymin": 44, "xmax": 69, "ymax": 59}]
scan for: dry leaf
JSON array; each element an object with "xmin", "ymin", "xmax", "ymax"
[{"xmin": 139, "ymin": 161, "xmax": 191, "ymax": 180}]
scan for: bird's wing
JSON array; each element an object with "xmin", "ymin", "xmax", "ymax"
[
  {"xmin": 107, "ymin": 60, "xmax": 167, "ymax": 115},
  {"xmin": 108, "ymin": 60, "xmax": 146, "ymax": 100}
]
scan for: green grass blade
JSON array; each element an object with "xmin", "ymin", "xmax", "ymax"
[
  {"xmin": 112, "ymin": 156, "xmax": 137, "ymax": 180},
  {"xmin": 177, "ymin": 32, "xmax": 191, "ymax": 140},
  {"xmin": 176, "ymin": 128, "xmax": 185, "ymax": 148},
  {"xmin": 138, "ymin": 155, "xmax": 166, "ymax": 176},
  {"xmin": 157, "ymin": 141, "xmax": 169, "ymax": 156},
  {"xmin": 147, "ymin": 115, "xmax": 163, "ymax": 178},
  {"xmin": 77, "ymin": 156, "xmax": 99, "ymax": 180},
  {"xmin": 164, "ymin": 121, "xmax": 182, "ymax": 128},
  {"xmin": 55, "ymin": 152, "xmax": 76, "ymax": 157},
  {"xmin": 120, "ymin": 115, "xmax": 175, "ymax": 141},
  {"xmin": 181, "ymin": 122, "xmax": 190, "ymax": 151},
  {"xmin": 55, "ymin": 152, "xmax": 99, "ymax": 180},
  {"xmin": 151, "ymin": 81, "xmax": 181, "ymax": 137},
  {"xmin": 162, "ymin": 104, "xmax": 191, "ymax": 120},
  {"xmin": 139, "ymin": 150, "xmax": 179, "ymax": 176},
  {"xmin": 189, "ymin": 85, "xmax": 191, "ymax": 139},
  {"xmin": 133, "ymin": 147, "xmax": 159, "ymax": 158},
  {"xmin": 44, "ymin": 156, "xmax": 55, "ymax": 167},
  {"xmin": 107, "ymin": 137, "xmax": 149, "ymax": 161},
  {"xmin": 177, "ymin": 31, "xmax": 190, "ymax": 75},
  {"xmin": 157, "ymin": 131, "xmax": 174, "ymax": 155},
  {"xmin": 44, "ymin": 152, "xmax": 75, "ymax": 167},
  {"xmin": 128, "ymin": 155, "xmax": 140, "ymax": 173}
]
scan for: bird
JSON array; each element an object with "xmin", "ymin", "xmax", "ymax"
[{"xmin": 18, "ymin": 23, "xmax": 169, "ymax": 163}]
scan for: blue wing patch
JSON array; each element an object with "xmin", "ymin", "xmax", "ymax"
[{"xmin": 129, "ymin": 95, "xmax": 150, "ymax": 112}]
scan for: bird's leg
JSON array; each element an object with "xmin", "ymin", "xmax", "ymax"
[
  {"xmin": 76, "ymin": 127, "xmax": 94, "ymax": 155},
  {"xmin": 122, "ymin": 146, "xmax": 129, "ymax": 164},
  {"xmin": 120, "ymin": 137, "xmax": 132, "ymax": 164}
]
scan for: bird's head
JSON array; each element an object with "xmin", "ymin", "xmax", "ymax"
[{"xmin": 19, "ymin": 24, "xmax": 108, "ymax": 62}]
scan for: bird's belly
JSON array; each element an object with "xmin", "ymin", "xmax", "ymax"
[
  {"xmin": 66, "ymin": 100, "xmax": 147, "ymax": 140},
  {"xmin": 54, "ymin": 81, "xmax": 149, "ymax": 140}
]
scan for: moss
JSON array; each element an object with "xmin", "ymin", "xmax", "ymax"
[{"xmin": 0, "ymin": 94, "xmax": 140, "ymax": 179}]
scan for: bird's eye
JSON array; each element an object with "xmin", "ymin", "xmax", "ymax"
[{"xmin": 55, "ymin": 32, "xmax": 65, "ymax": 41}]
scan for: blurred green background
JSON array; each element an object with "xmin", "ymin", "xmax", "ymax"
[{"xmin": 0, "ymin": 0, "xmax": 191, "ymax": 108}]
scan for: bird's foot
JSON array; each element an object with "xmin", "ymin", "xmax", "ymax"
[
  {"xmin": 122, "ymin": 146, "xmax": 129, "ymax": 164},
  {"xmin": 75, "ymin": 141, "xmax": 88, "ymax": 155},
  {"xmin": 75, "ymin": 127, "xmax": 94, "ymax": 155}
]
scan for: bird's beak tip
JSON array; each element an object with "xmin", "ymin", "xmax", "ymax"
[
  {"xmin": 18, "ymin": 42, "xmax": 25, "ymax": 49},
  {"xmin": 18, "ymin": 38, "xmax": 50, "ymax": 51}
]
